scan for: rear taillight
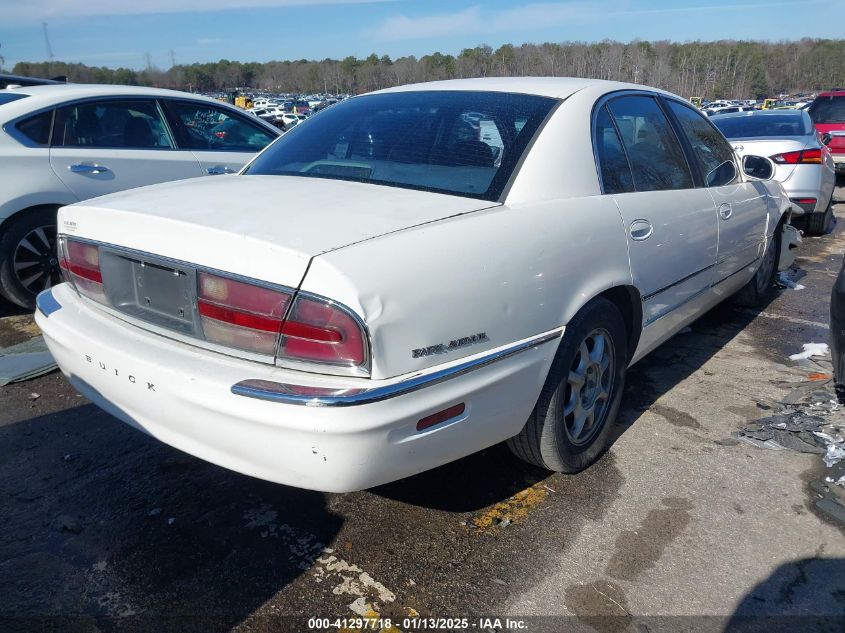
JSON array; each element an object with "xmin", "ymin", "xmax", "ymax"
[
  {"xmin": 280, "ymin": 295, "xmax": 366, "ymax": 366},
  {"xmin": 197, "ymin": 272, "xmax": 367, "ymax": 367},
  {"xmin": 59, "ymin": 238, "xmax": 108, "ymax": 304},
  {"xmin": 770, "ymin": 148, "xmax": 822, "ymax": 164},
  {"xmin": 198, "ymin": 272, "xmax": 291, "ymax": 355}
]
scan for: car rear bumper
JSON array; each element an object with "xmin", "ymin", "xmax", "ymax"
[{"xmin": 36, "ymin": 284, "xmax": 560, "ymax": 492}]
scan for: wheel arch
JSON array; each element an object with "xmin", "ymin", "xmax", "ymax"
[
  {"xmin": 0, "ymin": 203, "xmax": 62, "ymax": 233},
  {"xmin": 584, "ymin": 285, "xmax": 643, "ymax": 364}
]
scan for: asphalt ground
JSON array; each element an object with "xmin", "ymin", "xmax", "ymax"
[{"xmin": 1, "ymin": 181, "xmax": 845, "ymax": 633}]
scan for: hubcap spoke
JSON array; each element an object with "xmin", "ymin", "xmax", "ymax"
[
  {"xmin": 589, "ymin": 334, "xmax": 605, "ymax": 364},
  {"xmin": 563, "ymin": 327, "xmax": 616, "ymax": 446}
]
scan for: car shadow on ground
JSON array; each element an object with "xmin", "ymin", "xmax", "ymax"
[
  {"xmin": 724, "ymin": 557, "xmax": 845, "ymax": 632},
  {"xmin": 375, "ymin": 296, "xmax": 775, "ymax": 513},
  {"xmin": 0, "ymin": 403, "xmax": 343, "ymax": 632}
]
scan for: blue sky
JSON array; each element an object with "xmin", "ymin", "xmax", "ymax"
[{"xmin": 0, "ymin": 0, "xmax": 838, "ymax": 71}]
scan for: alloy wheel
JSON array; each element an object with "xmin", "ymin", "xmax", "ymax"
[
  {"xmin": 12, "ymin": 224, "xmax": 60, "ymax": 296},
  {"xmin": 563, "ymin": 328, "xmax": 615, "ymax": 445}
]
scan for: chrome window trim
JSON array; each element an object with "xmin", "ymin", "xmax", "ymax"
[
  {"xmin": 231, "ymin": 329, "xmax": 562, "ymax": 407},
  {"xmin": 59, "ymin": 235, "xmax": 372, "ymax": 377}
]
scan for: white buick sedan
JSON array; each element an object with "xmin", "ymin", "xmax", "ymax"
[{"xmin": 36, "ymin": 78, "xmax": 795, "ymax": 492}]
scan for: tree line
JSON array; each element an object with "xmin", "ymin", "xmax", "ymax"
[{"xmin": 11, "ymin": 38, "xmax": 845, "ymax": 99}]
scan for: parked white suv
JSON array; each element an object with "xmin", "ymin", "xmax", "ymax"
[{"xmin": 0, "ymin": 84, "xmax": 280, "ymax": 308}]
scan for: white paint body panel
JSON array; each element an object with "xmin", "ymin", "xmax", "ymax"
[
  {"xmin": 38, "ymin": 78, "xmax": 794, "ymax": 490},
  {"xmin": 37, "ymin": 283, "xmax": 559, "ymax": 493}
]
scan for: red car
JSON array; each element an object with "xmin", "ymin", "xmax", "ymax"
[{"xmin": 808, "ymin": 90, "xmax": 845, "ymax": 174}]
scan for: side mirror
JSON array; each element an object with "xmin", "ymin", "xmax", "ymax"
[
  {"xmin": 822, "ymin": 132, "xmax": 833, "ymax": 146},
  {"xmin": 742, "ymin": 155, "xmax": 775, "ymax": 181}
]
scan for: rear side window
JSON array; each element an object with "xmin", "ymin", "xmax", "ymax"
[
  {"xmin": 594, "ymin": 105, "xmax": 634, "ymax": 194},
  {"xmin": 607, "ymin": 95, "xmax": 693, "ymax": 192},
  {"xmin": 666, "ymin": 101, "xmax": 737, "ymax": 187},
  {"xmin": 809, "ymin": 96, "xmax": 845, "ymax": 124},
  {"xmin": 14, "ymin": 110, "xmax": 53, "ymax": 146}
]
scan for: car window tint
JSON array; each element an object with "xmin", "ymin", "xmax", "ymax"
[
  {"xmin": 15, "ymin": 110, "xmax": 53, "ymax": 146},
  {"xmin": 809, "ymin": 96, "xmax": 845, "ymax": 124},
  {"xmin": 607, "ymin": 95, "xmax": 693, "ymax": 192},
  {"xmin": 711, "ymin": 113, "xmax": 811, "ymax": 138},
  {"xmin": 245, "ymin": 91, "xmax": 556, "ymax": 201},
  {"xmin": 166, "ymin": 101, "xmax": 275, "ymax": 152},
  {"xmin": 667, "ymin": 101, "xmax": 737, "ymax": 187},
  {"xmin": 54, "ymin": 100, "xmax": 174, "ymax": 149},
  {"xmin": 594, "ymin": 105, "xmax": 634, "ymax": 194}
]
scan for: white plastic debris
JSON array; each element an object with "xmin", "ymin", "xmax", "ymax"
[
  {"xmin": 678, "ymin": 326, "xmax": 692, "ymax": 334},
  {"xmin": 789, "ymin": 343, "xmax": 829, "ymax": 361},
  {"xmin": 777, "ymin": 272, "xmax": 805, "ymax": 290},
  {"xmin": 823, "ymin": 444, "xmax": 845, "ymax": 468}
]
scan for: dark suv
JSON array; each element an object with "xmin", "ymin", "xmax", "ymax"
[{"xmin": 808, "ymin": 90, "xmax": 845, "ymax": 174}]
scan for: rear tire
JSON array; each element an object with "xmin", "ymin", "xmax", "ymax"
[
  {"xmin": 805, "ymin": 196, "xmax": 834, "ymax": 235},
  {"xmin": 733, "ymin": 220, "xmax": 782, "ymax": 308},
  {"xmin": 0, "ymin": 207, "xmax": 60, "ymax": 310},
  {"xmin": 507, "ymin": 297, "xmax": 628, "ymax": 473}
]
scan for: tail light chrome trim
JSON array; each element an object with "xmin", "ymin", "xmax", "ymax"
[{"xmin": 231, "ymin": 329, "xmax": 562, "ymax": 407}]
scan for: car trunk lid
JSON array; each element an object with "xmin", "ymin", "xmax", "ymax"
[
  {"xmin": 58, "ymin": 174, "xmax": 500, "ymax": 289},
  {"xmin": 729, "ymin": 137, "xmax": 812, "ymax": 181}
]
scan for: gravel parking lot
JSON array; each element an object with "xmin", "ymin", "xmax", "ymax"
[{"xmin": 2, "ymin": 181, "xmax": 845, "ymax": 633}]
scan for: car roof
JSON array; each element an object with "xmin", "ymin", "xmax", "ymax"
[
  {"xmin": 817, "ymin": 90, "xmax": 845, "ymax": 97},
  {"xmin": 0, "ymin": 83, "xmax": 237, "ymax": 119},
  {"xmin": 711, "ymin": 109, "xmax": 806, "ymax": 119},
  {"xmin": 371, "ymin": 77, "xmax": 672, "ymax": 101}
]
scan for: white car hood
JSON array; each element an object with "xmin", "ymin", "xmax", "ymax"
[{"xmin": 58, "ymin": 175, "xmax": 499, "ymax": 288}]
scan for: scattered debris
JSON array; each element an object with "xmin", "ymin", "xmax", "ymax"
[
  {"xmin": 148, "ymin": 508, "xmax": 162, "ymax": 516},
  {"xmin": 167, "ymin": 517, "xmax": 176, "ymax": 525},
  {"xmin": 807, "ymin": 372, "xmax": 833, "ymax": 382},
  {"xmin": 678, "ymin": 326, "xmax": 693, "ymax": 334},
  {"xmin": 28, "ymin": 392, "xmax": 40, "ymax": 401},
  {"xmin": 789, "ymin": 343, "xmax": 830, "ymax": 361},
  {"xmin": 0, "ymin": 336, "xmax": 58, "ymax": 385},
  {"xmin": 777, "ymin": 271, "xmax": 806, "ymax": 290}
]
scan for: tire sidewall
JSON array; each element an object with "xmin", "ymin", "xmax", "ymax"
[
  {"xmin": 0, "ymin": 208, "xmax": 59, "ymax": 309},
  {"xmin": 539, "ymin": 298, "xmax": 628, "ymax": 472}
]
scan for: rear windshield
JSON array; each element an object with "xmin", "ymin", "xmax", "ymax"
[
  {"xmin": 245, "ymin": 91, "xmax": 557, "ymax": 201},
  {"xmin": 809, "ymin": 95, "xmax": 845, "ymax": 124},
  {"xmin": 711, "ymin": 114, "xmax": 811, "ymax": 138},
  {"xmin": 0, "ymin": 93, "xmax": 29, "ymax": 106}
]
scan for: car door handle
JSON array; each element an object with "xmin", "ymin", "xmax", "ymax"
[
  {"xmin": 69, "ymin": 163, "xmax": 110, "ymax": 174},
  {"xmin": 719, "ymin": 203, "xmax": 733, "ymax": 220},
  {"xmin": 206, "ymin": 165, "xmax": 237, "ymax": 175},
  {"xmin": 629, "ymin": 219, "xmax": 653, "ymax": 241}
]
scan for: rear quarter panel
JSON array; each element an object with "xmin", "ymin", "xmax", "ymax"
[{"xmin": 302, "ymin": 195, "xmax": 633, "ymax": 380}]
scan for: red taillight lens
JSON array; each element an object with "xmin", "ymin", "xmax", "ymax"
[
  {"xmin": 770, "ymin": 148, "xmax": 822, "ymax": 164},
  {"xmin": 197, "ymin": 272, "xmax": 291, "ymax": 355},
  {"xmin": 59, "ymin": 238, "xmax": 108, "ymax": 304},
  {"xmin": 279, "ymin": 295, "xmax": 366, "ymax": 366},
  {"xmin": 214, "ymin": 131, "xmax": 227, "ymax": 138}
]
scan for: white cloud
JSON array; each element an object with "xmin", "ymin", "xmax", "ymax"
[
  {"xmin": 368, "ymin": 0, "xmax": 823, "ymax": 41},
  {"xmin": 369, "ymin": 6, "xmax": 482, "ymax": 41},
  {"xmin": 3, "ymin": 0, "xmax": 398, "ymax": 24}
]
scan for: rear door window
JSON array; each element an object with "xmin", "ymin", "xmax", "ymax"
[
  {"xmin": 606, "ymin": 95, "xmax": 693, "ymax": 192},
  {"xmin": 666, "ymin": 100, "xmax": 737, "ymax": 187},
  {"xmin": 53, "ymin": 100, "xmax": 174, "ymax": 149}
]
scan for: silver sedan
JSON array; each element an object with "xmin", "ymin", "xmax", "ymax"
[{"xmin": 712, "ymin": 109, "xmax": 837, "ymax": 234}]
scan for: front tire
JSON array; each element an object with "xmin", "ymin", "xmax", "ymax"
[
  {"xmin": 0, "ymin": 207, "xmax": 61, "ymax": 310},
  {"xmin": 507, "ymin": 297, "xmax": 628, "ymax": 473},
  {"xmin": 732, "ymin": 220, "xmax": 782, "ymax": 308}
]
